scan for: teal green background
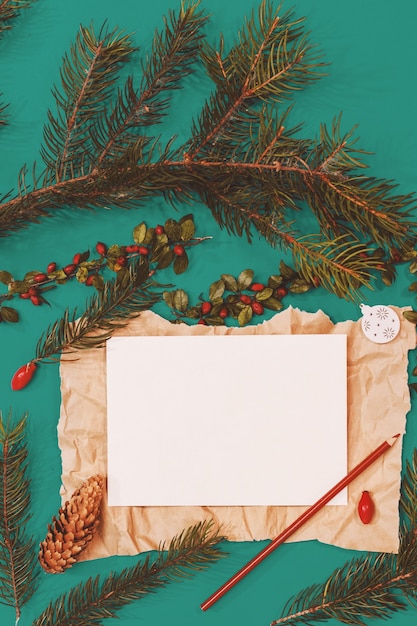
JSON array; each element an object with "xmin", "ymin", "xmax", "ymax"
[{"xmin": 0, "ymin": 0, "xmax": 416, "ymax": 624}]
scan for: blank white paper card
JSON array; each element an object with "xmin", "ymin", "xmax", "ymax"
[{"xmin": 106, "ymin": 334, "xmax": 347, "ymax": 507}]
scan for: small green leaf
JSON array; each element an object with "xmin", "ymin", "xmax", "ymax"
[
  {"xmin": 156, "ymin": 249, "xmax": 175, "ymax": 270},
  {"xmin": 209, "ymin": 279, "xmax": 225, "ymax": 300},
  {"xmin": 53, "ymin": 269, "xmax": 68, "ymax": 282},
  {"xmin": 268, "ymin": 274, "xmax": 283, "ymax": 288},
  {"xmin": 173, "ymin": 289, "xmax": 189, "ymax": 312},
  {"xmin": 92, "ymin": 275, "xmax": 104, "ymax": 291},
  {"xmin": 173, "ymin": 252, "xmax": 189, "ymax": 275},
  {"xmin": 0, "ymin": 306, "xmax": 19, "ymax": 322},
  {"xmin": 237, "ymin": 269, "xmax": 254, "ymax": 290},
  {"xmin": 409, "ymin": 282, "xmax": 417, "ymax": 292},
  {"xmin": 255, "ymin": 287, "xmax": 274, "ymax": 301},
  {"xmin": 279, "ymin": 261, "xmax": 297, "ymax": 281},
  {"xmin": 409, "ymin": 259, "xmax": 417, "ymax": 274},
  {"xmin": 262, "ymin": 297, "xmax": 284, "ymax": 311},
  {"xmin": 8, "ymin": 280, "xmax": 29, "ymax": 294},
  {"xmin": 180, "ymin": 218, "xmax": 195, "ymax": 241},
  {"xmin": 143, "ymin": 227, "xmax": 155, "ymax": 245},
  {"xmin": 403, "ymin": 310, "xmax": 417, "ymax": 324},
  {"xmin": 204, "ymin": 315, "xmax": 225, "ymax": 326},
  {"xmin": 381, "ymin": 264, "xmax": 396, "ymax": 287},
  {"xmin": 133, "ymin": 222, "xmax": 147, "ymax": 244},
  {"xmin": 409, "ymin": 382, "xmax": 417, "ymax": 394},
  {"xmin": 164, "ymin": 218, "xmax": 182, "ymax": 240},
  {"xmin": 76, "ymin": 266, "xmax": 89, "ymax": 283},
  {"xmin": 79, "ymin": 250, "xmax": 90, "ymax": 263},
  {"xmin": 163, "ymin": 291, "xmax": 175, "ymax": 308},
  {"xmin": 0, "ymin": 270, "xmax": 13, "ymax": 284},
  {"xmin": 221, "ymin": 274, "xmax": 238, "ymax": 292},
  {"xmin": 238, "ymin": 304, "xmax": 253, "ymax": 326},
  {"xmin": 412, "ymin": 365, "xmax": 417, "ymax": 376},
  {"xmin": 24, "ymin": 270, "xmax": 42, "ymax": 281},
  {"xmin": 289, "ymin": 278, "xmax": 311, "ymax": 294}
]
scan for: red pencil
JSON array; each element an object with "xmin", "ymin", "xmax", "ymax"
[{"xmin": 201, "ymin": 433, "xmax": 401, "ymax": 611}]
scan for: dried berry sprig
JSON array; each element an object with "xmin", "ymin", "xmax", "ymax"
[
  {"xmin": 163, "ymin": 261, "xmax": 314, "ymax": 327},
  {"xmin": 0, "ymin": 214, "xmax": 209, "ymax": 324}
]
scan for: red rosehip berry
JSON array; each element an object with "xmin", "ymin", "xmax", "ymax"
[
  {"xmin": 239, "ymin": 294, "xmax": 252, "ymax": 304},
  {"xmin": 73, "ymin": 252, "xmax": 81, "ymax": 265},
  {"xmin": 251, "ymin": 301, "xmax": 264, "ymax": 315},
  {"xmin": 173, "ymin": 244, "xmax": 185, "ymax": 256},
  {"xmin": 198, "ymin": 319, "xmax": 207, "ymax": 325},
  {"xmin": 33, "ymin": 273, "xmax": 47, "ymax": 283},
  {"xmin": 201, "ymin": 302, "xmax": 212, "ymax": 315},
  {"xmin": 312, "ymin": 277, "xmax": 320, "ymax": 288},
  {"xmin": 19, "ymin": 292, "xmax": 31, "ymax": 299},
  {"xmin": 219, "ymin": 307, "xmax": 228, "ymax": 319},
  {"xmin": 30, "ymin": 295, "xmax": 41, "ymax": 306},
  {"xmin": 11, "ymin": 361, "xmax": 37, "ymax": 391},
  {"xmin": 155, "ymin": 225, "xmax": 164, "ymax": 235},
  {"xmin": 63, "ymin": 263, "xmax": 77, "ymax": 276},
  {"xmin": 85, "ymin": 274, "xmax": 95, "ymax": 286},
  {"xmin": 47, "ymin": 262, "xmax": 57, "ymax": 273},
  {"xmin": 250, "ymin": 283, "xmax": 265, "ymax": 292},
  {"xmin": 359, "ymin": 252, "xmax": 368, "ymax": 259},
  {"xmin": 28, "ymin": 286, "xmax": 39, "ymax": 296},
  {"xmin": 126, "ymin": 244, "xmax": 140, "ymax": 253},
  {"xmin": 96, "ymin": 242, "xmax": 107, "ymax": 256},
  {"xmin": 138, "ymin": 246, "xmax": 149, "ymax": 256},
  {"xmin": 276, "ymin": 286, "xmax": 288, "ymax": 298},
  {"xmin": 358, "ymin": 490, "xmax": 375, "ymax": 525},
  {"xmin": 115, "ymin": 256, "xmax": 127, "ymax": 266}
]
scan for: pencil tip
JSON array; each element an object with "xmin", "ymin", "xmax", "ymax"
[{"xmin": 388, "ymin": 433, "xmax": 401, "ymax": 446}]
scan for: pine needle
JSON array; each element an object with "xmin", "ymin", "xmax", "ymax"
[
  {"xmin": 0, "ymin": 411, "xmax": 38, "ymax": 622},
  {"xmin": 0, "ymin": 0, "xmax": 36, "ymax": 35},
  {"xmin": 32, "ymin": 519, "xmax": 226, "ymax": 625}
]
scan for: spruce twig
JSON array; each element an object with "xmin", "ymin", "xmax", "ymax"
[
  {"xmin": 34, "ymin": 260, "xmax": 161, "ymax": 363},
  {"xmin": 0, "ymin": 411, "xmax": 38, "ymax": 624},
  {"xmin": 270, "ymin": 450, "xmax": 417, "ymax": 626},
  {"xmin": 0, "ymin": 0, "xmax": 35, "ymax": 35},
  {"xmin": 32, "ymin": 519, "xmax": 226, "ymax": 625}
]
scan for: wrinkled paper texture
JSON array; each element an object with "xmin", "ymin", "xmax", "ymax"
[{"xmin": 58, "ymin": 306, "xmax": 415, "ymax": 560}]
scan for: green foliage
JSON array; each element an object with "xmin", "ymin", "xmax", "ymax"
[
  {"xmin": 32, "ymin": 520, "xmax": 225, "ymax": 625},
  {"xmin": 0, "ymin": 411, "xmax": 39, "ymax": 621}
]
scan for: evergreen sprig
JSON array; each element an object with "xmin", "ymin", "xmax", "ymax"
[
  {"xmin": 0, "ymin": 0, "xmax": 415, "ymax": 301},
  {"xmin": 32, "ymin": 519, "xmax": 225, "ymax": 626},
  {"xmin": 270, "ymin": 450, "xmax": 417, "ymax": 626},
  {"xmin": 0, "ymin": 0, "xmax": 35, "ymax": 35},
  {"xmin": 0, "ymin": 411, "xmax": 38, "ymax": 623},
  {"xmin": 34, "ymin": 259, "xmax": 161, "ymax": 363}
]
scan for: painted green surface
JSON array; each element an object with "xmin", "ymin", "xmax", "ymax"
[{"xmin": 0, "ymin": 0, "xmax": 416, "ymax": 624}]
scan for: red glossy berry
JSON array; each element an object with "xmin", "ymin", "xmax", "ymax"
[
  {"xmin": 73, "ymin": 252, "xmax": 81, "ymax": 265},
  {"xmin": 126, "ymin": 244, "xmax": 140, "ymax": 253},
  {"xmin": 358, "ymin": 490, "xmax": 375, "ymax": 525},
  {"xmin": 173, "ymin": 244, "xmax": 185, "ymax": 256},
  {"xmin": 19, "ymin": 292, "xmax": 31, "ymax": 299},
  {"xmin": 239, "ymin": 294, "xmax": 251, "ymax": 305},
  {"xmin": 85, "ymin": 274, "xmax": 95, "ymax": 286},
  {"xmin": 34, "ymin": 273, "xmax": 47, "ymax": 283},
  {"xmin": 116, "ymin": 256, "xmax": 127, "ymax": 266},
  {"xmin": 138, "ymin": 246, "xmax": 149, "ymax": 256},
  {"xmin": 198, "ymin": 319, "xmax": 207, "ymax": 325},
  {"xmin": 359, "ymin": 252, "xmax": 369, "ymax": 259},
  {"xmin": 30, "ymin": 295, "xmax": 41, "ymax": 306},
  {"xmin": 63, "ymin": 263, "xmax": 77, "ymax": 276},
  {"xmin": 219, "ymin": 307, "xmax": 228, "ymax": 319},
  {"xmin": 155, "ymin": 225, "xmax": 164, "ymax": 235},
  {"xmin": 250, "ymin": 283, "xmax": 265, "ymax": 292},
  {"xmin": 28, "ymin": 286, "xmax": 39, "ymax": 296},
  {"xmin": 11, "ymin": 362, "xmax": 37, "ymax": 391},
  {"xmin": 276, "ymin": 286, "xmax": 288, "ymax": 298},
  {"xmin": 96, "ymin": 242, "xmax": 107, "ymax": 256},
  {"xmin": 47, "ymin": 262, "xmax": 57, "ymax": 273},
  {"xmin": 201, "ymin": 302, "xmax": 212, "ymax": 315},
  {"xmin": 251, "ymin": 301, "xmax": 264, "ymax": 315},
  {"xmin": 312, "ymin": 277, "xmax": 320, "ymax": 288}
]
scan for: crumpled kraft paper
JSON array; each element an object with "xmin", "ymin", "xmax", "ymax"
[{"xmin": 58, "ymin": 306, "xmax": 416, "ymax": 560}]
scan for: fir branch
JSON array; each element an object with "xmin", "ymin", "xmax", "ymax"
[
  {"xmin": 40, "ymin": 23, "xmax": 134, "ymax": 183},
  {"xmin": 32, "ymin": 519, "xmax": 226, "ymax": 626},
  {"xmin": 271, "ymin": 449, "xmax": 417, "ymax": 626},
  {"xmin": 0, "ymin": 0, "xmax": 35, "ymax": 35},
  {"xmin": 0, "ymin": 411, "xmax": 38, "ymax": 622},
  {"xmin": 95, "ymin": 0, "xmax": 208, "ymax": 167},
  {"xmin": 34, "ymin": 260, "xmax": 161, "ymax": 363}
]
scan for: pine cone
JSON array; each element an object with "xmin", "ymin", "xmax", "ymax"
[{"xmin": 39, "ymin": 474, "xmax": 105, "ymax": 573}]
